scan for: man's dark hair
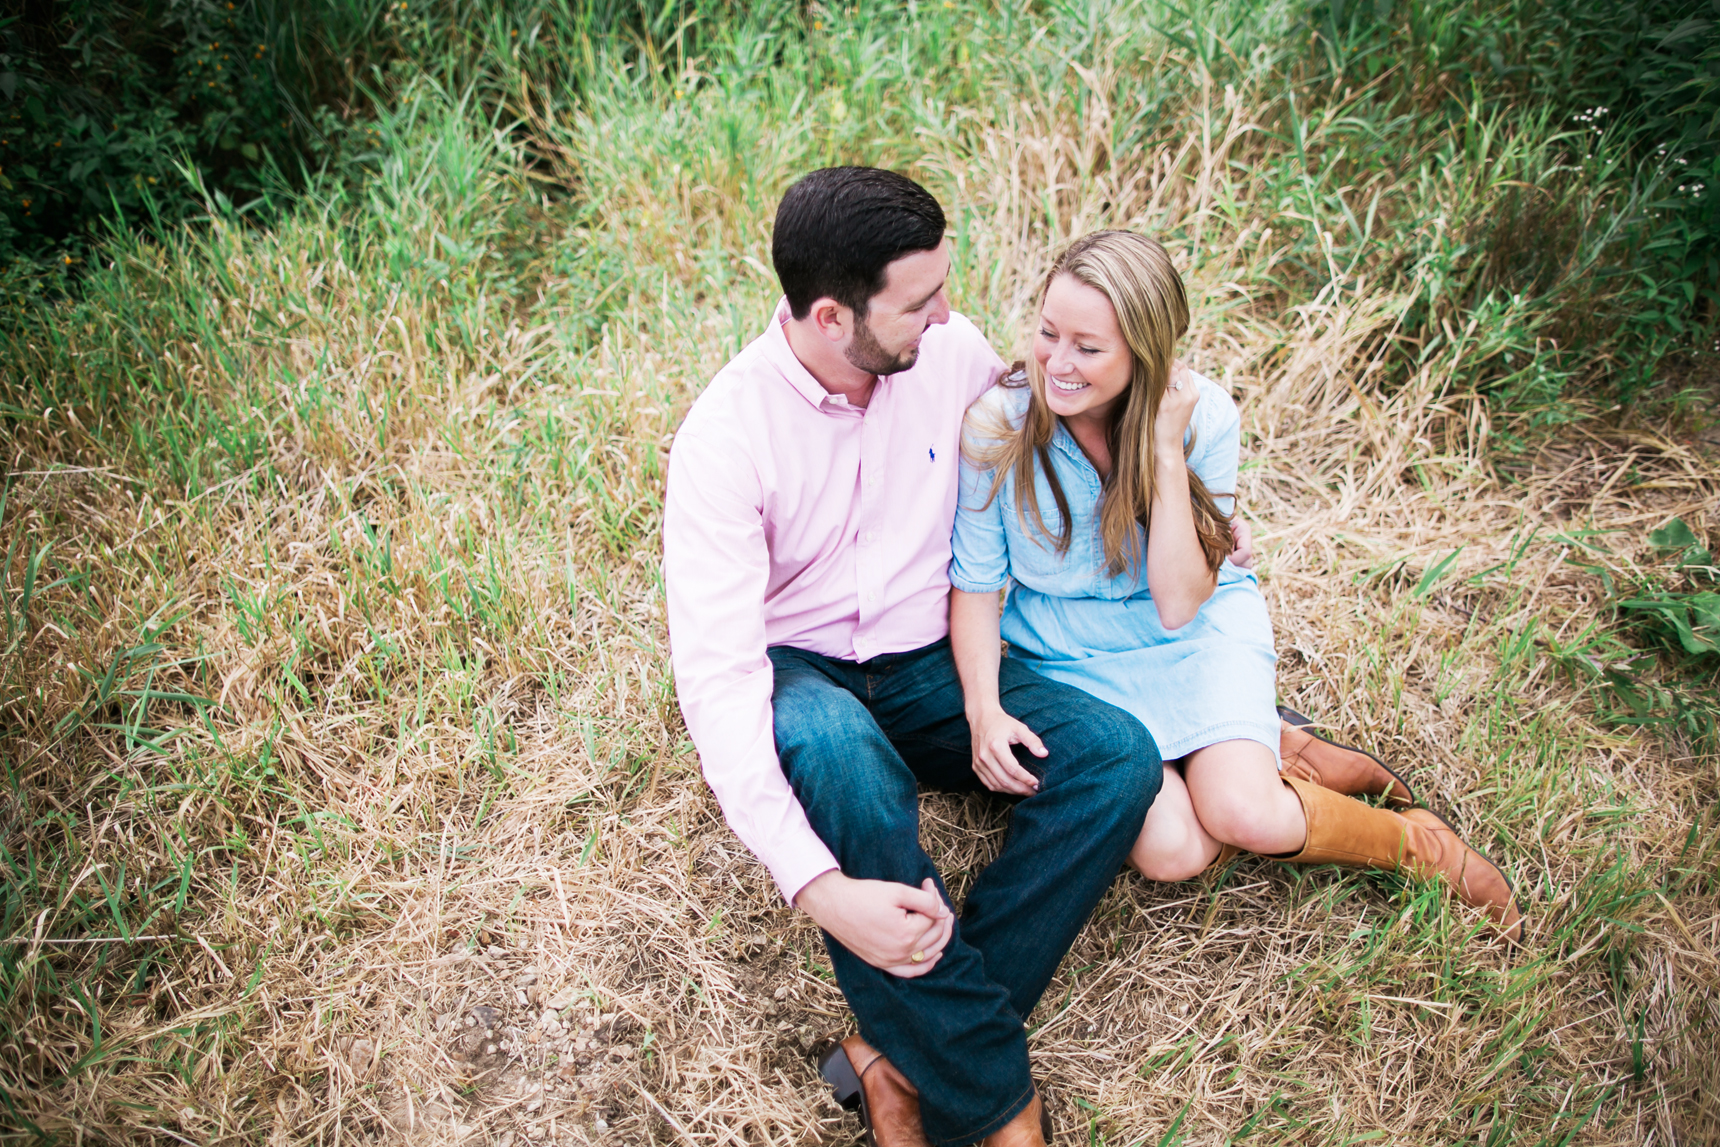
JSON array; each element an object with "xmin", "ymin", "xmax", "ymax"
[{"xmin": 771, "ymin": 167, "xmax": 946, "ymax": 321}]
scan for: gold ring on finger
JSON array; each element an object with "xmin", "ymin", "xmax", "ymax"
[{"xmin": 910, "ymin": 950, "xmax": 925, "ymax": 964}]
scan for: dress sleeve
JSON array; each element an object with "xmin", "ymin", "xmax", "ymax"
[
  {"xmin": 950, "ymin": 416, "xmax": 1012, "ymax": 595},
  {"xmin": 663, "ymin": 418, "xmax": 839, "ymax": 904},
  {"xmin": 1187, "ymin": 379, "xmax": 1242, "ymax": 517}
]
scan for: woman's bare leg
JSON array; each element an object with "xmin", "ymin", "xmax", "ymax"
[
  {"xmin": 1182, "ymin": 739, "xmax": 1306, "ymax": 855},
  {"xmin": 1127, "ymin": 765, "xmax": 1221, "ymax": 882}
]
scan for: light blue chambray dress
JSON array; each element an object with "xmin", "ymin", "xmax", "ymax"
[{"xmin": 951, "ymin": 372, "xmax": 1281, "ymax": 765}]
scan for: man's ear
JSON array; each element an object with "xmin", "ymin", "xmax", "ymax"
[{"xmin": 806, "ymin": 298, "xmax": 852, "ymax": 344}]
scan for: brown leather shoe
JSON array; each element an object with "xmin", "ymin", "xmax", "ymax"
[
  {"xmin": 818, "ymin": 1035, "xmax": 930, "ymax": 1147},
  {"xmin": 1278, "ymin": 706, "xmax": 1419, "ymax": 809},
  {"xmin": 1279, "ymin": 777, "xmax": 1525, "ymax": 944},
  {"xmin": 979, "ymin": 1091, "xmax": 1047, "ymax": 1146}
]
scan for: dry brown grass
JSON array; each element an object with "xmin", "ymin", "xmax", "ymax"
[{"xmin": 2, "ymin": 26, "xmax": 1718, "ymax": 1147}]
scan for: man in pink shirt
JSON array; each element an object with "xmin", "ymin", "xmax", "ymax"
[{"xmin": 664, "ymin": 168, "xmax": 1162, "ymax": 1147}]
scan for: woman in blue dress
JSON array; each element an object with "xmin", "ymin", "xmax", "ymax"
[{"xmin": 949, "ymin": 230, "xmax": 1521, "ymax": 941}]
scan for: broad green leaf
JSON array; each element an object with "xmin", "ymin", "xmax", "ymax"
[{"xmin": 1649, "ymin": 518, "xmax": 1698, "ymax": 552}]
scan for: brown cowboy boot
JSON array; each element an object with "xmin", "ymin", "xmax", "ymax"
[
  {"xmin": 979, "ymin": 1091, "xmax": 1048, "ymax": 1147},
  {"xmin": 817, "ymin": 1035, "xmax": 930, "ymax": 1147},
  {"xmin": 1278, "ymin": 706, "xmax": 1419, "ymax": 809},
  {"xmin": 1278, "ymin": 776, "xmax": 1524, "ymax": 943}
]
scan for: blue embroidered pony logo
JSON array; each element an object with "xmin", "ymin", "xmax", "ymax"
[{"xmin": 929, "ymin": 447, "xmax": 936, "ymax": 462}]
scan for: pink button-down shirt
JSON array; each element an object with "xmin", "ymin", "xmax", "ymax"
[{"xmin": 664, "ymin": 300, "xmax": 1005, "ymax": 903}]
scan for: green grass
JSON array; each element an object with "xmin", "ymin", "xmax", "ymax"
[{"xmin": 0, "ymin": 0, "xmax": 1716, "ymax": 1142}]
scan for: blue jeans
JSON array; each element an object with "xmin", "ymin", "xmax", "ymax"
[{"xmin": 768, "ymin": 638, "xmax": 1161, "ymax": 1146}]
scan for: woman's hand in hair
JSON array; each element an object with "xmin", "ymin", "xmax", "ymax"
[
  {"xmin": 1154, "ymin": 360, "xmax": 1200, "ymax": 453},
  {"xmin": 1229, "ymin": 519, "xmax": 1254, "ymax": 569}
]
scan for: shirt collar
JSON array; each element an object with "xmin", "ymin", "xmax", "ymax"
[
  {"xmin": 1049, "ymin": 416, "xmax": 1093, "ymax": 469},
  {"xmin": 762, "ymin": 297, "xmax": 877, "ymax": 412}
]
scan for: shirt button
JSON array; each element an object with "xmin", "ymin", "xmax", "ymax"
[{"xmin": 867, "ymin": 591, "xmax": 878, "ymax": 603}]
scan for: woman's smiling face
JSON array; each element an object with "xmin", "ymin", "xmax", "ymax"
[{"xmin": 1034, "ymin": 273, "xmax": 1133, "ymax": 422}]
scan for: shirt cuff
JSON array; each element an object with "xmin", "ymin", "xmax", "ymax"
[
  {"xmin": 950, "ymin": 572, "xmax": 1011, "ymax": 595},
  {"xmin": 771, "ymin": 850, "xmax": 842, "ymax": 907}
]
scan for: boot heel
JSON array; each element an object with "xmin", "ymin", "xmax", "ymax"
[{"xmin": 816, "ymin": 1043, "xmax": 862, "ymax": 1111}]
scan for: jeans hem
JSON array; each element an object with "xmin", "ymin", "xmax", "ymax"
[{"xmin": 928, "ymin": 1082, "xmax": 1036, "ymax": 1147}]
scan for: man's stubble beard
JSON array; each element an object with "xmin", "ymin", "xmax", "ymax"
[{"xmin": 844, "ymin": 313, "xmax": 921, "ymax": 377}]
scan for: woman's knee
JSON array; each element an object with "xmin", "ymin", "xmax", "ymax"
[
  {"xmin": 1130, "ymin": 850, "xmax": 1207, "ymax": 884},
  {"xmin": 1127, "ymin": 792, "xmax": 1210, "ymax": 883},
  {"xmin": 1129, "ymin": 818, "xmax": 1208, "ymax": 883},
  {"xmin": 1193, "ymin": 783, "xmax": 1296, "ymax": 854},
  {"xmin": 1183, "ymin": 741, "xmax": 1299, "ymax": 853}
]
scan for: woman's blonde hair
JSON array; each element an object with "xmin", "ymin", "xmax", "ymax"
[{"xmin": 967, "ymin": 230, "xmax": 1233, "ymax": 576}]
